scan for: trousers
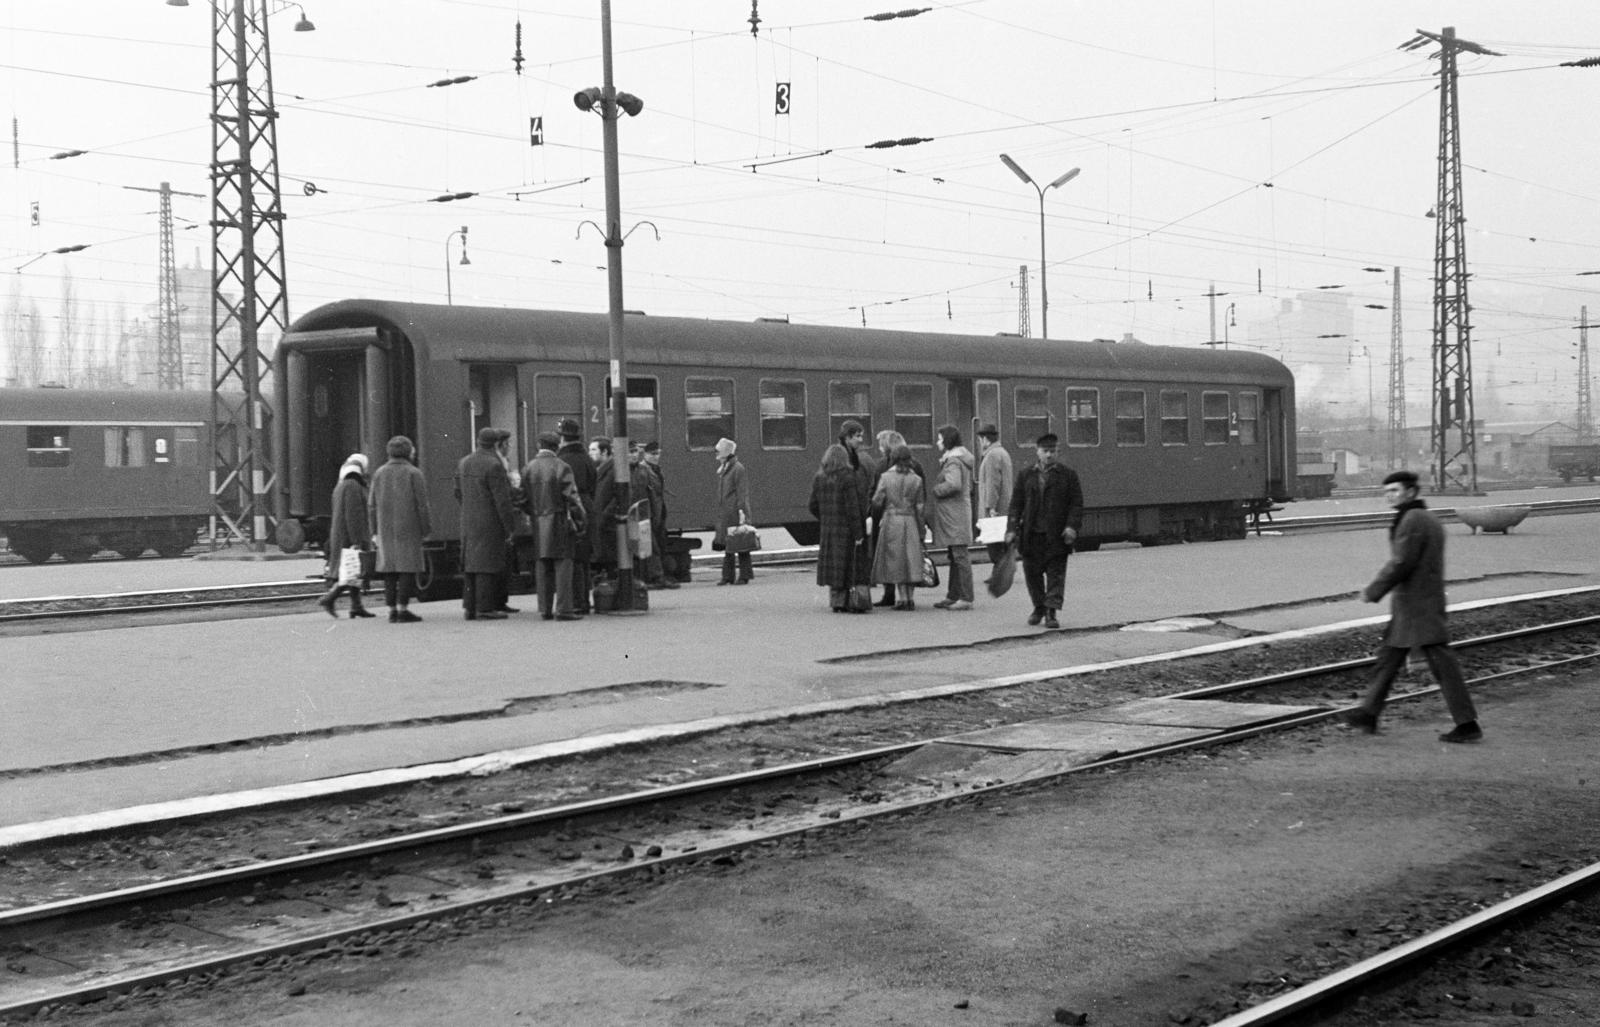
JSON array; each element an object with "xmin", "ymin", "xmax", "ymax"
[
  {"xmin": 1359, "ymin": 644, "xmax": 1478, "ymax": 725},
  {"xmin": 1021, "ymin": 550, "xmax": 1068, "ymax": 612}
]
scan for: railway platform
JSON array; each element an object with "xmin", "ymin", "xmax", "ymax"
[{"xmin": 2, "ymin": 496, "xmax": 1596, "ymax": 849}]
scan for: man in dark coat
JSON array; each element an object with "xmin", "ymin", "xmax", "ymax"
[
  {"xmin": 640, "ymin": 441, "xmax": 680, "ymax": 588},
  {"xmin": 456, "ymin": 426, "xmax": 519, "ymax": 621},
  {"xmin": 1005, "ymin": 433, "xmax": 1084, "ymax": 630},
  {"xmin": 1344, "ymin": 470, "xmax": 1482, "ymax": 742},
  {"xmin": 521, "ymin": 431, "xmax": 587, "ymax": 620},
  {"xmin": 555, "ymin": 419, "xmax": 597, "ymax": 613}
]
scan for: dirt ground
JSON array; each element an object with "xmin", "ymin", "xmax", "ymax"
[{"xmin": 62, "ymin": 668, "xmax": 1600, "ymax": 1027}]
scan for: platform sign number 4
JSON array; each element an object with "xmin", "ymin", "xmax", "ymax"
[
  {"xmin": 529, "ymin": 116, "xmax": 544, "ymax": 146},
  {"xmin": 775, "ymin": 83, "xmax": 791, "ymax": 116}
]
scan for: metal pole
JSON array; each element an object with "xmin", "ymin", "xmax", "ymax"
[
  {"xmin": 1037, "ymin": 188, "xmax": 1049, "ymax": 341},
  {"xmin": 445, "ymin": 236, "xmax": 453, "ymax": 305},
  {"xmin": 599, "ymin": 0, "xmax": 636, "ymax": 610}
]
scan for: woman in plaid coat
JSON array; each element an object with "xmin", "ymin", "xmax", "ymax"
[{"xmin": 809, "ymin": 444, "xmax": 870, "ymax": 612}]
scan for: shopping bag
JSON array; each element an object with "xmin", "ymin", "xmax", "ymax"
[
  {"xmin": 987, "ymin": 542, "xmax": 1017, "ymax": 598},
  {"xmin": 636, "ymin": 516, "xmax": 653, "ymax": 559},
  {"xmin": 920, "ymin": 554, "xmax": 940, "ymax": 589},
  {"xmin": 337, "ymin": 547, "xmax": 365, "ymax": 586}
]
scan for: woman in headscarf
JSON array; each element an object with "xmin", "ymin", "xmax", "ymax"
[
  {"xmin": 368, "ymin": 435, "xmax": 433, "ymax": 622},
  {"xmin": 869, "ymin": 443, "xmax": 927, "ymax": 610},
  {"xmin": 809, "ymin": 443, "xmax": 870, "ymax": 612},
  {"xmin": 317, "ymin": 453, "xmax": 375, "ymax": 618},
  {"xmin": 712, "ymin": 437, "xmax": 754, "ymax": 585}
]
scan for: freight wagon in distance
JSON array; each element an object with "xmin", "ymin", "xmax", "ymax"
[{"xmin": 272, "ymin": 301, "xmax": 1296, "ymax": 584}]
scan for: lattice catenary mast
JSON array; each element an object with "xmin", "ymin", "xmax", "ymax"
[
  {"xmin": 1386, "ymin": 267, "xmax": 1405, "ymax": 469},
  {"xmin": 208, "ymin": 0, "xmax": 296, "ymax": 547},
  {"xmin": 1403, "ymin": 26, "xmax": 1499, "ymax": 493},
  {"xmin": 126, "ymin": 181, "xmax": 204, "ymax": 390},
  {"xmin": 1580, "ymin": 307, "xmax": 1594, "ymax": 444},
  {"xmin": 1016, "ymin": 265, "xmax": 1030, "ymax": 338}
]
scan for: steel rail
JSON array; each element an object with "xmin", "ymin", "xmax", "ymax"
[
  {"xmin": 3, "ymin": 632, "xmax": 1598, "ymax": 1018},
  {"xmin": 1207, "ymin": 859, "xmax": 1600, "ymax": 1027}
]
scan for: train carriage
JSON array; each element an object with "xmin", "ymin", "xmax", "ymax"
[
  {"xmin": 274, "ymin": 300, "xmax": 1295, "ymax": 581},
  {"xmin": 0, "ymin": 387, "xmax": 215, "ymax": 563}
]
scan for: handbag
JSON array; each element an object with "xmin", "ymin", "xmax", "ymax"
[
  {"xmin": 337, "ymin": 547, "xmax": 366, "ymax": 586},
  {"xmin": 987, "ymin": 541, "xmax": 1017, "ymax": 598},
  {"xmin": 920, "ymin": 554, "xmax": 940, "ymax": 589}
]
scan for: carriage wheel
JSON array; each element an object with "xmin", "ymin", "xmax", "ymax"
[{"xmin": 7, "ymin": 532, "xmax": 55, "ymax": 565}]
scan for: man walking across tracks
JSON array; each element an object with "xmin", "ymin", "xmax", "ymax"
[
  {"xmin": 456, "ymin": 427, "xmax": 519, "ymax": 621},
  {"xmin": 1343, "ymin": 469, "xmax": 1483, "ymax": 743},
  {"xmin": 1004, "ymin": 433, "xmax": 1083, "ymax": 630}
]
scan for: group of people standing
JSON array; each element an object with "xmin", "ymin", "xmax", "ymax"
[
  {"xmin": 316, "ymin": 418, "xmax": 683, "ymax": 623},
  {"xmin": 807, "ymin": 421, "xmax": 1083, "ymax": 626}
]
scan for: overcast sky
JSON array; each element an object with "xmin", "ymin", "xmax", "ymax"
[{"xmin": 5, "ymin": 1, "xmax": 1600, "ymax": 417}]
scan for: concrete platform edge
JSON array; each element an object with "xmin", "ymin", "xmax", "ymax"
[{"xmin": 2, "ymin": 584, "xmax": 1592, "ymax": 850}]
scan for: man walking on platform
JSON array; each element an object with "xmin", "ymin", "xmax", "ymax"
[
  {"xmin": 456, "ymin": 427, "xmax": 519, "ymax": 621},
  {"xmin": 1343, "ymin": 470, "xmax": 1483, "ymax": 742},
  {"xmin": 556, "ymin": 419, "xmax": 597, "ymax": 613},
  {"xmin": 1005, "ymin": 433, "xmax": 1083, "ymax": 630},
  {"xmin": 521, "ymin": 432, "xmax": 587, "ymax": 621}
]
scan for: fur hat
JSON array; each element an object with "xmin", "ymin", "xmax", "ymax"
[
  {"xmin": 557, "ymin": 418, "xmax": 582, "ymax": 439},
  {"xmin": 477, "ymin": 426, "xmax": 504, "ymax": 447},
  {"xmin": 339, "ymin": 453, "xmax": 368, "ymax": 480},
  {"xmin": 714, "ymin": 437, "xmax": 737, "ymax": 459}
]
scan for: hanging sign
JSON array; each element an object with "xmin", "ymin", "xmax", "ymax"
[
  {"xmin": 529, "ymin": 116, "xmax": 544, "ymax": 146},
  {"xmin": 775, "ymin": 83, "xmax": 791, "ymax": 115}
]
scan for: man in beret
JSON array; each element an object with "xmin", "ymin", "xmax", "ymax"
[
  {"xmin": 1005, "ymin": 432, "xmax": 1083, "ymax": 629},
  {"xmin": 455, "ymin": 426, "xmax": 519, "ymax": 621},
  {"xmin": 1344, "ymin": 469, "xmax": 1483, "ymax": 742}
]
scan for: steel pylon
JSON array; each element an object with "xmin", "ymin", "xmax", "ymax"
[{"xmin": 209, "ymin": 0, "xmax": 292, "ymax": 547}]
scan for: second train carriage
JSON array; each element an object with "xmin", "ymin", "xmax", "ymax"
[
  {"xmin": 0, "ymin": 387, "xmax": 216, "ymax": 563},
  {"xmin": 272, "ymin": 301, "xmax": 1295, "ymax": 573}
]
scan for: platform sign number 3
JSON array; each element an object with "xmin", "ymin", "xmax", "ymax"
[{"xmin": 775, "ymin": 83, "xmax": 791, "ymax": 116}]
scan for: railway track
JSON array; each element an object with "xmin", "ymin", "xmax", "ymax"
[{"xmin": 3, "ymin": 600, "xmax": 1598, "ymax": 1019}]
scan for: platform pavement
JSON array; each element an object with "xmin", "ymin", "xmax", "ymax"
[{"xmin": 1, "ymin": 501, "xmax": 1595, "ymax": 847}]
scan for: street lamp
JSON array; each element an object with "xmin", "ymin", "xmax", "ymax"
[
  {"xmin": 999, "ymin": 154, "xmax": 1080, "ymax": 340},
  {"xmin": 444, "ymin": 225, "xmax": 470, "ymax": 305}
]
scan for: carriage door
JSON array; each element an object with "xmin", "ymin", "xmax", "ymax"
[
  {"xmin": 1262, "ymin": 388, "xmax": 1289, "ymax": 500},
  {"xmin": 467, "ymin": 364, "xmax": 522, "ymax": 467}
]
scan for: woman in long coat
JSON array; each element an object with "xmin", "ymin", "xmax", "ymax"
[
  {"xmin": 929, "ymin": 425, "xmax": 977, "ymax": 609},
  {"xmin": 809, "ymin": 443, "xmax": 869, "ymax": 612},
  {"xmin": 870, "ymin": 444, "xmax": 926, "ymax": 610},
  {"xmin": 317, "ymin": 453, "xmax": 374, "ymax": 618},
  {"xmin": 712, "ymin": 437, "xmax": 754, "ymax": 585},
  {"xmin": 368, "ymin": 435, "xmax": 433, "ymax": 622}
]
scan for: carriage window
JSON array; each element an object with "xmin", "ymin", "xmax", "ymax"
[
  {"xmin": 1115, "ymin": 390, "xmax": 1146, "ymax": 446},
  {"xmin": 173, "ymin": 428, "xmax": 200, "ymax": 467},
  {"xmin": 829, "ymin": 380, "xmax": 872, "ymax": 442},
  {"xmin": 893, "ymin": 382, "xmax": 934, "ymax": 447},
  {"xmin": 1237, "ymin": 392, "xmax": 1260, "ymax": 445},
  {"xmin": 103, "ymin": 427, "xmax": 148, "ymax": 468},
  {"xmin": 1066, "ymin": 388, "xmax": 1099, "ymax": 447},
  {"xmin": 975, "ymin": 380, "xmax": 1000, "ymax": 439},
  {"xmin": 1014, "ymin": 387, "xmax": 1050, "ymax": 447},
  {"xmin": 26, "ymin": 426, "xmax": 71, "ymax": 468},
  {"xmin": 1203, "ymin": 391, "xmax": 1231, "ymax": 445},
  {"xmin": 1160, "ymin": 390, "xmax": 1189, "ymax": 445},
  {"xmin": 759, "ymin": 378, "xmax": 807, "ymax": 450},
  {"xmin": 685, "ymin": 377, "xmax": 735, "ymax": 451},
  {"xmin": 535, "ymin": 373, "xmax": 584, "ymax": 437},
  {"xmin": 603, "ymin": 376, "xmax": 659, "ymax": 445}
]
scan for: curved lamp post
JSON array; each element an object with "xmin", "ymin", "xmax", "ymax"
[
  {"xmin": 999, "ymin": 154, "xmax": 1079, "ymax": 340},
  {"xmin": 444, "ymin": 225, "xmax": 470, "ymax": 305}
]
